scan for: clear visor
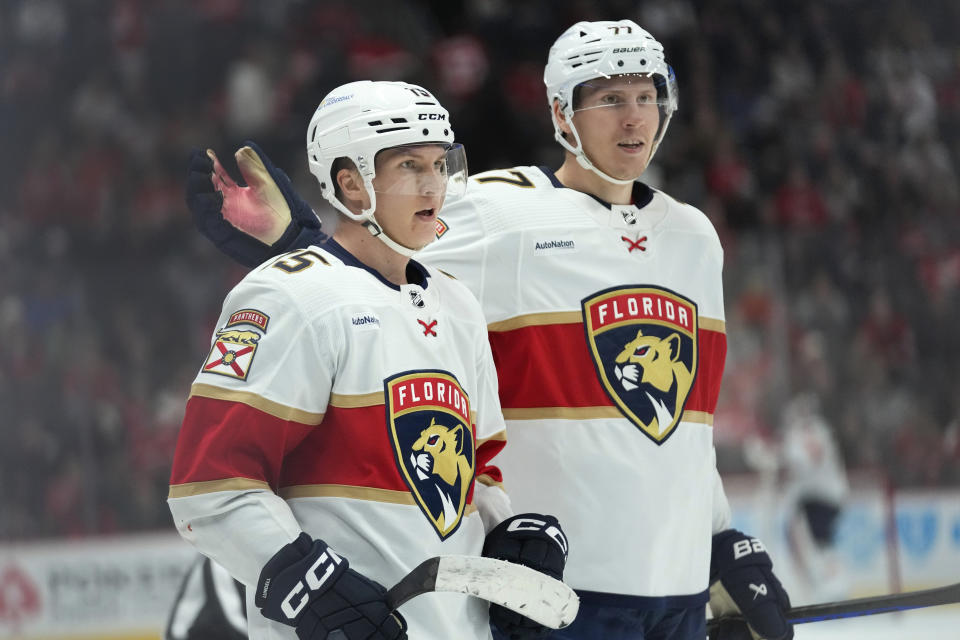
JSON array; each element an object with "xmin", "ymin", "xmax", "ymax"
[
  {"xmin": 572, "ymin": 73, "xmax": 671, "ymax": 113},
  {"xmin": 372, "ymin": 143, "xmax": 468, "ymax": 201}
]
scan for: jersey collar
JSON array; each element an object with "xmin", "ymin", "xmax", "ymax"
[
  {"xmin": 537, "ymin": 166, "xmax": 654, "ymax": 210},
  {"xmin": 321, "ymin": 238, "xmax": 430, "ymax": 291}
]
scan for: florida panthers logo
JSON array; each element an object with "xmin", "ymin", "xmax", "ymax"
[
  {"xmin": 582, "ymin": 286, "xmax": 698, "ymax": 444},
  {"xmin": 385, "ymin": 371, "xmax": 475, "ymax": 539}
]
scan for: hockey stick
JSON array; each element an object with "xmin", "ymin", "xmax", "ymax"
[
  {"xmin": 385, "ymin": 555, "xmax": 579, "ymax": 629},
  {"xmin": 707, "ymin": 581, "xmax": 960, "ymax": 632}
]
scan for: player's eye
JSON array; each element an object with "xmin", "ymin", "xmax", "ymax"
[
  {"xmin": 400, "ymin": 159, "xmax": 417, "ymax": 170},
  {"xmin": 600, "ymin": 94, "xmax": 622, "ymax": 105}
]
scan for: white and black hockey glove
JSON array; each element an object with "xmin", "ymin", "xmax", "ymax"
[
  {"xmin": 482, "ymin": 514, "xmax": 570, "ymax": 639},
  {"xmin": 708, "ymin": 529, "xmax": 793, "ymax": 640},
  {"xmin": 186, "ymin": 141, "xmax": 322, "ymax": 267},
  {"xmin": 255, "ymin": 533, "xmax": 407, "ymax": 640}
]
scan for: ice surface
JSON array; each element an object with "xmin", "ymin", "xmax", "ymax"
[{"xmin": 794, "ymin": 606, "xmax": 960, "ymax": 639}]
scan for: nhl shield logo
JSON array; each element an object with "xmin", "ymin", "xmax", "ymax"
[
  {"xmin": 385, "ymin": 371, "xmax": 475, "ymax": 539},
  {"xmin": 582, "ymin": 286, "xmax": 698, "ymax": 445}
]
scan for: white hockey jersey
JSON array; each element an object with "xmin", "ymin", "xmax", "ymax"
[
  {"xmin": 782, "ymin": 406, "xmax": 849, "ymax": 507},
  {"xmin": 419, "ymin": 166, "xmax": 733, "ymax": 607},
  {"xmin": 169, "ymin": 239, "xmax": 507, "ymax": 640}
]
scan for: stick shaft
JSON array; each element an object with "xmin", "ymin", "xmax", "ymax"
[
  {"xmin": 786, "ymin": 582, "xmax": 960, "ymax": 623},
  {"xmin": 708, "ymin": 582, "xmax": 960, "ymax": 631}
]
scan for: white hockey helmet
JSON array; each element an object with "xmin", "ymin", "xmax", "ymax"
[
  {"xmin": 544, "ymin": 20, "xmax": 678, "ymax": 184},
  {"xmin": 307, "ymin": 80, "xmax": 467, "ymax": 256}
]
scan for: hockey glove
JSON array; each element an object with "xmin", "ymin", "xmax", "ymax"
[
  {"xmin": 708, "ymin": 529, "xmax": 793, "ymax": 640},
  {"xmin": 255, "ymin": 532, "xmax": 407, "ymax": 640},
  {"xmin": 482, "ymin": 514, "xmax": 570, "ymax": 639},
  {"xmin": 186, "ymin": 141, "xmax": 321, "ymax": 267}
]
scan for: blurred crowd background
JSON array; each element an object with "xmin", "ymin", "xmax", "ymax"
[{"xmin": 2, "ymin": 0, "xmax": 959, "ymax": 540}]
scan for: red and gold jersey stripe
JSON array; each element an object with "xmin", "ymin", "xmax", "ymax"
[
  {"xmin": 488, "ymin": 314, "xmax": 726, "ymax": 421},
  {"xmin": 169, "ymin": 387, "xmax": 503, "ymax": 503}
]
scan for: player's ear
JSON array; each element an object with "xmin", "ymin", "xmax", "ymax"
[
  {"xmin": 552, "ymin": 99, "xmax": 572, "ymax": 137},
  {"xmin": 336, "ymin": 167, "xmax": 371, "ymax": 210}
]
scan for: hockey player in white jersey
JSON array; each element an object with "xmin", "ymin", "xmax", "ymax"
[
  {"xmin": 184, "ymin": 21, "xmax": 793, "ymax": 640},
  {"xmin": 780, "ymin": 393, "xmax": 850, "ymax": 604},
  {"xmin": 170, "ymin": 80, "xmax": 569, "ymax": 640},
  {"xmin": 418, "ymin": 23, "xmax": 794, "ymax": 640}
]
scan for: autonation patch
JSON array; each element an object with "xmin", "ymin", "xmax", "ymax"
[{"xmin": 533, "ymin": 238, "xmax": 577, "ymax": 255}]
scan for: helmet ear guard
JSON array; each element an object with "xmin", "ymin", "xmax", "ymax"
[{"xmin": 543, "ymin": 20, "xmax": 678, "ymax": 185}]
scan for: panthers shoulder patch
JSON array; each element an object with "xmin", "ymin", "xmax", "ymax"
[
  {"xmin": 385, "ymin": 370, "xmax": 475, "ymax": 540},
  {"xmin": 202, "ymin": 309, "xmax": 269, "ymax": 380},
  {"xmin": 225, "ymin": 308, "xmax": 269, "ymax": 331}
]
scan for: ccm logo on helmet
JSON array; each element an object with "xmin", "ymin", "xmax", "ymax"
[{"xmin": 418, "ymin": 113, "xmax": 447, "ymax": 121}]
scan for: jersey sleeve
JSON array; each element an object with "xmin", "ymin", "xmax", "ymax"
[{"xmin": 168, "ymin": 275, "xmax": 339, "ymax": 586}]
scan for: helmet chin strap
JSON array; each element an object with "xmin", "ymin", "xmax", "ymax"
[
  {"xmin": 362, "ymin": 217, "xmax": 420, "ymax": 258},
  {"xmin": 575, "ymin": 151, "xmax": 636, "ymax": 186}
]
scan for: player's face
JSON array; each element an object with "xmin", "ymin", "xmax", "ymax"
[
  {"xmin": 571, "ymin": 75, "xmax": 661, "ymax": 180},
  {"xmin": 372, "ymin": 145, "xmax": 448, "ymax": 251}
]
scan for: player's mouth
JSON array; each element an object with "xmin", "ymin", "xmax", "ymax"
[
  {"xmin": 618, "ymin": 140, "xmax": 646, "ymax": 153},
  {"xmin": 415, "ymin": 208, "xmax": 436, "ymax": 220}
]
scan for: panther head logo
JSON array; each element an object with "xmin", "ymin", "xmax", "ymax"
[
  {"xmin": 614, "ymin": 330, "xmax": 688, "ymax": 392},
  {"xmin": 386, "ymin": 371, "xmax": 476, "ymax": 539},
  {"xmin": 582, "ymin": 286, "xmax": 699, "ymax": 444},
  {"xmin": 409, "ymin": 418, "xmax": 472, "ymax": 533},
  {"xmin": 613, "ymin": 329, "xmax": 694, "ymax": 432}
]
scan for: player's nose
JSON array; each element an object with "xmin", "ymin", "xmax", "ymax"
[
  {"xmin": 419, "ymin": 168, "xmax": 445, "ymax": 196},
  {"xmin": 622, "ymin": 103, "xmax": 646, "ymax": 127},
  {"xmin": 620, "ymin": 101, "xmax": 650, "ymax": 127}
]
